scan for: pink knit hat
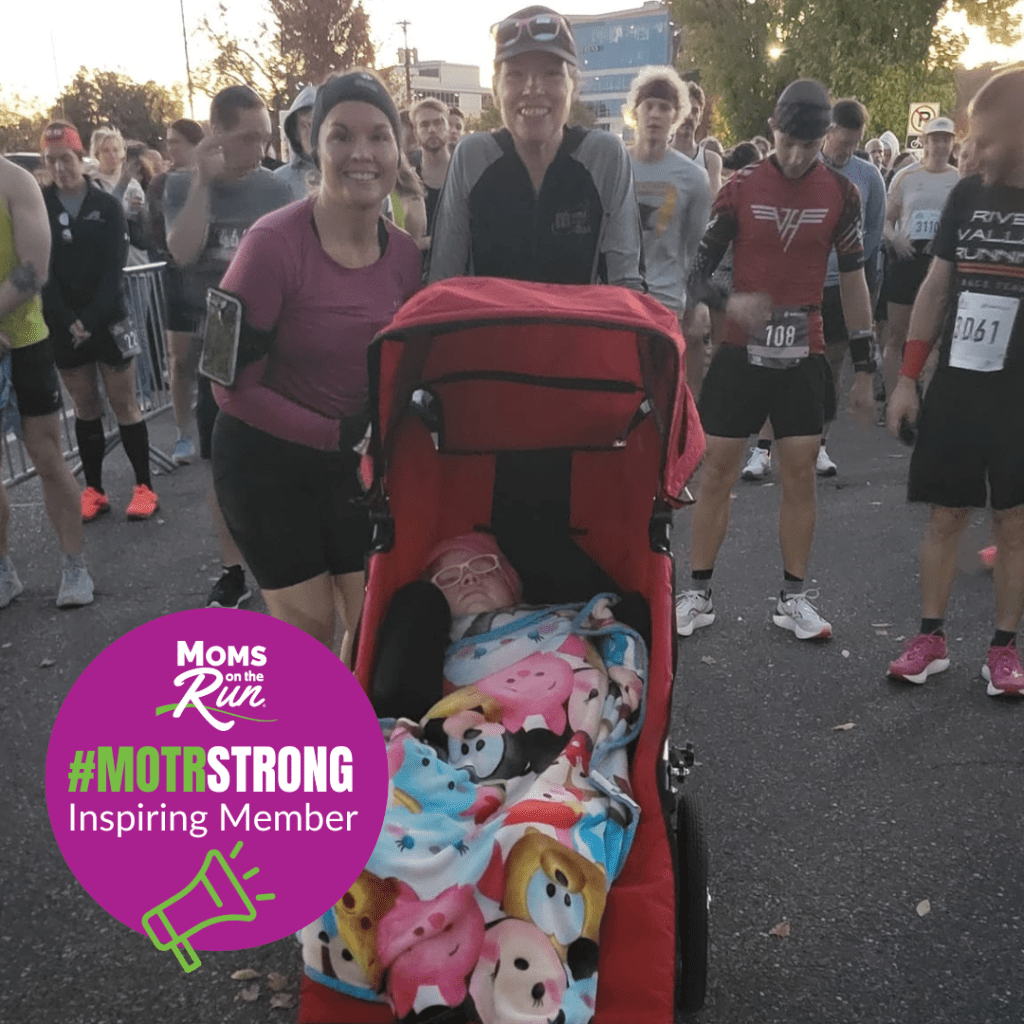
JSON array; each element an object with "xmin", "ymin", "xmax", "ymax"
[{"xmin": 424, "ymin": 532, "xmax": 523, "ymax": 605}]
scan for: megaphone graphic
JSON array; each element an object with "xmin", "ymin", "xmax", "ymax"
[{"xmin": 142, "ymin": 840, "xmax": 275, "ymax": 973}]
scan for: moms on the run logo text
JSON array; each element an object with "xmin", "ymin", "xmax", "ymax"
[{"xmin": 156, "ymin": 640, "xmax": 276, "ymax": 732}]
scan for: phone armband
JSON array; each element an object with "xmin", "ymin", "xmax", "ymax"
[{"xmin": 199, "ymin": 288, "xmax": 273, "ymax": 387}]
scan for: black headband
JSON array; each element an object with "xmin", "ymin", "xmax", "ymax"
[{"xmin": 310, "ymin": 72, "xmax": 402, "ymax": 168}]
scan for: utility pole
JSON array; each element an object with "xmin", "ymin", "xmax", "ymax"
[
  {"xmin": 398, "ymin": 20, "xmax": 413, "ymax": 105},
  {"xmin": 179, "ymin": 0, "xmax": 196, "ymax": 118}
]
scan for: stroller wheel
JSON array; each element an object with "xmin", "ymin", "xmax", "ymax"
[{"xmin": 675, "ymin": 789, "xmax": 709, "ymax": 1014}]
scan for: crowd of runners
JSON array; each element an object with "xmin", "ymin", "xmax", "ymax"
[{"xmin": 1, "ymin": 4, "xmax": 1023, "ymax": 698}]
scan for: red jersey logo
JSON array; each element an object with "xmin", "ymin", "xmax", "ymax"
[{"xmin": 751, "ymin": 205, "xmax": 829, "ymax": 251}]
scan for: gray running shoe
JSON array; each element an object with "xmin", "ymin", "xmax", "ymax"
[
  {"xmin": 56, "ymin": 558, "xmax": 95, "ymax": 608},
  {"xmin": 172, "ymin": 436, "xmax": 196, "ymax": 465},
  {"xmin": 676, "ymin": 588, "xmax": 715, "ymax": 637},
  {"xmin": 0, "ymin": 557, "xmax": 24, "ymax": 608},
  {"xmin": 773, "ymin": 589, "xmax": 832, "ymax": 640}
]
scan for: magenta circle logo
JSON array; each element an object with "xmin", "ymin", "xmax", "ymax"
[{"xmin": 45, "ymin": 609, "xmax": 388, "ymax": 974}]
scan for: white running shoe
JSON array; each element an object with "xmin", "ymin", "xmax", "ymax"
[
  {"xmin": 741, "ymin": 446, "xmax": 771, "ymax": 481},
  {"xmin": 772, "ymin": 589, "xmax": 832, "ymax": 640},
  {"xmin": 815, "ymin": 445, "xmax": 837, "ymax": 477},
  {"xmin": 676, "ymin": 588, "xmax": 715, "ymax": 637}
]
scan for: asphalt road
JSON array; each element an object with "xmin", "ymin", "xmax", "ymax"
[{"xmin": 1, "ymin": 408, "xmax": 1021, "ymax": 1024}]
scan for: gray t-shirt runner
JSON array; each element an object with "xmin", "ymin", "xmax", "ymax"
[
  {"xmin": 164, "ymin": 167, "xmax": 293, "ymax": 310},
  {"xmin": 630, "ymin": 148, "xmax": 712, "ymax": 314}
]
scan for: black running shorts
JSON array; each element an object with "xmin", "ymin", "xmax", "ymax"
[
  {"xmin": 212, "ymin": 413, "xmax": 372, "ymax": 591},
  {"xmin": 885, "ymin": 246, "xmax": 932, "ymax": 307},
  {"xmin": 908, "ymin": 368, "xmax": 1024, "ymax": 511},
  {"xmin": 10, "ymin": 337, "xmax": 63, "ymax": 417},
  {"xmin": 51, "ymin": 326, "xmax": 131, "ymax": 371},
  {"xmin": 698, "ymin": 345, "xmax": 836, "ymax": 439},
  {"xmin": 163, "ymin": 265, "xmax": 202, "ymax": 333}
]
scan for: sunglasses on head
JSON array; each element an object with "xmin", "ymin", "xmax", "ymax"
[{"xmin": 492, "ymin": 12, "xmax": 571, "ymax": 46}]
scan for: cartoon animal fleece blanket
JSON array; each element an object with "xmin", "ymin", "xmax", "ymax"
[{"xmin": 301, "ymin": 595, "xmax": 647, "ymax": 1024}]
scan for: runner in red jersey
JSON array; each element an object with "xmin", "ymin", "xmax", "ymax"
[{"xmin": 676, "ymin": 79, "xmax": 876, "ymax": 641}]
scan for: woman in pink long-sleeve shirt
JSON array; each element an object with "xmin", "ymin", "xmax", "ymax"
[{"xmin": 211, "ymin": 70, "xmax": 422, "ymax": 661}]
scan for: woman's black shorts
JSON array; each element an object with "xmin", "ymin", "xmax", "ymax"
[
  {"xmin": 163, "ymin": 264, "xmax": 202, "ymax": 333},
  {"xmin": 698, "ymin": 345, "xmax": 836, "ymax": 439},
  {"xmin": 909, "ymin": 368, "xmax": 1024, "ymax": 511},
  {"xmin": 885, "ymin": 245, "xmax": 932, "ymax": 307},
  {"xmin": 212, "ymin": 413, "xmax": 372, "ymax": 591},
  {"xmin": 10, "ymin": 337, "xmax": 64, "ymax": 417},
  {"xmin": 51, "ymin": 326, "xmax": 132, "ymax": 371}
]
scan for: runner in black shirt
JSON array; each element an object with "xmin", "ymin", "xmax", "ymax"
[{"xmin": 886, "ymin": 68, "xmax": 1024, "ymax": 696}]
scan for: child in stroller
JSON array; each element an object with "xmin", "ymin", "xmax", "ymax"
[{"xmin": 300, "ymin": 531, "xmax": 649, "ymax": 1024}]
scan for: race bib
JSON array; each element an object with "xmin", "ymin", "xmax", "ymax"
[
  {"xmin": 747, "ymin": 307, "xmax": 809, "ymax": 369},
  {"xmin": 948, "ymin": 291, "xmax": 1019, "ymax": 373},
  {"xmin": 109, "ymin": 318, "xmax": 141, "ymax": 359},
  {"xmin": 908, "ymin": 209, "xmax": 940, "ymax": 241}
]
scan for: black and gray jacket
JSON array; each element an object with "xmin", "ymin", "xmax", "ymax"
[{"xmin": 427, "ymin": 126, "xmax": 644, "ymax": 290}]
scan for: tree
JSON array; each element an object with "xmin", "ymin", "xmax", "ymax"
[
  {"xmin": 196, "ymin": 0, "xmax": 375, "ymax": 116},
  {"xmin": 0, "ymin": 90, "xmax": 47, "ymax": 153},
  {"xmin": 671, "ymin": 0, "xmax": 1022, "ymax": 142},
  {"xmin": 49, "ymin": 69, "xmax": 184, "ymax": 148}
]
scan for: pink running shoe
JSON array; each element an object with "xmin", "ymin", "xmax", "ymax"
[
  {"xmin": 888, "ymin": 633, "xmax": 950, "ymax": 684},
  {"xmin": 983, "ymin": 644, "xmax": 1024, "ymax": 697},
  {"xmin": 979, "ymin": 545, "xmax": 997, "ymax": 570}
]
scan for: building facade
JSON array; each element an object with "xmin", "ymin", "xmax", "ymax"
[
  {"xmin": 387, "ymin": 59, "xmax": 491, "ymax": 117},
  {"xmin": 568, "ymin": 2, "xmax": 676, "ymax": 136}
]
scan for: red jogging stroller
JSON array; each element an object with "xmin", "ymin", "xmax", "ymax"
[{"xmin": 301, "ymin": 278, "xmax": 708, "ymax": 1024}]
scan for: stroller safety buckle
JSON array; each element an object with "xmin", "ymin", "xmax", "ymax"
[{"xmin": 649, "ymin": 504, "xmax": 673, "ymax": 553}]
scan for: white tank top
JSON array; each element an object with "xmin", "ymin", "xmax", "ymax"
[{"xmin": 891, "ymin": 163, "xmax": 959, "ymax": 242}]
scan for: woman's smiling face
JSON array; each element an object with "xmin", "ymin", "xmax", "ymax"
[
  {"xmin": 494, "ymin": 51, "xmax": 574, "ymax": 148},
  {"xmin": 317, "ymin": 101, "xmax": 399, "ymax": 209}
]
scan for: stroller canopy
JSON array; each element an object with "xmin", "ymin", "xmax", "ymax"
[{"xmin": 367, "ymin": 277, "xmax": 704, "ymax": 508}]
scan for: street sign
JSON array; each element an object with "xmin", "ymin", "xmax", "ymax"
[{"xmin": 907, "ymin": 102, "xmax": 940, "ymax": 136}]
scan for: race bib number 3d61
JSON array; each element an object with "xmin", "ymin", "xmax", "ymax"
[
  {"xmin": 748, "ymin": 307, "xmax": 810, "ymax": 369},
  {"xmin": 948, "ymin": 292, "xmax": 1019, "ymax": 373}
]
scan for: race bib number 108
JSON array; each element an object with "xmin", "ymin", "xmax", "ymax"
[
  {"xmin": 948, "ymin": 291, "xmax": 1019, "ymax": 373},
  {"xmin": 748, "ymin": 307, "xmax": 810, "ymax": 369}
]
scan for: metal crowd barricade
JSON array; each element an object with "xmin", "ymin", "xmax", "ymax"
[{"xmin": 1, "ymin": 262, "xmax": 177, "ymax": 487}]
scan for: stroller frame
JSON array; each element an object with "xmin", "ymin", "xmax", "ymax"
[{"xmin": 307, "ymin": 278, "xmax": 708, "ymax": 1024}]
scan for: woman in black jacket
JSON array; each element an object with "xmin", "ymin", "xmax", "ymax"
[{"xmin": 40, "ymin": 121, "xmax": 159, "ymax": 522}]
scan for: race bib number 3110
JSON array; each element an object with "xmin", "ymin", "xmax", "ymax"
[{"xmin": 948, "ymin": 291, "xmax": 1019, "ymax": 373}]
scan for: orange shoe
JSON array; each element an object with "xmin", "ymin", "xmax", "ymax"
[
  {"xmin": 125, "ymin": 484, "xmax": 159, "ymax": 520},
  {"xmin": 81, "ymin": 487, "xmax": 110, "ymax": 523}
]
